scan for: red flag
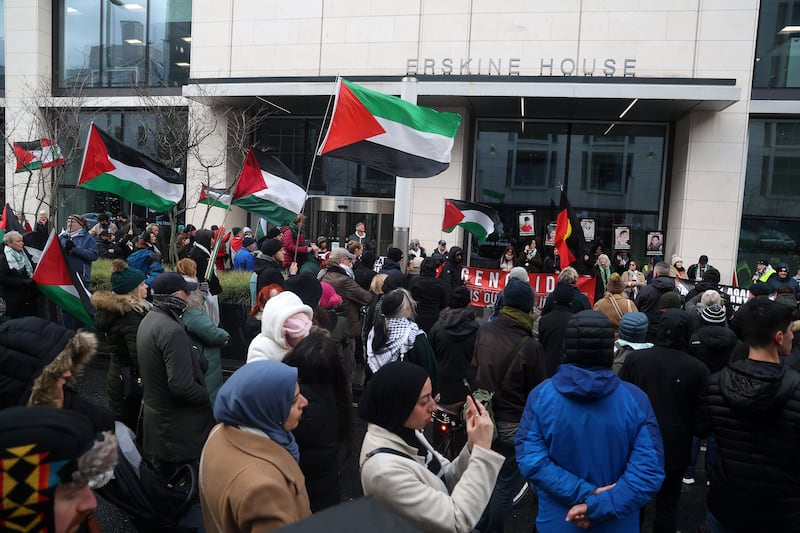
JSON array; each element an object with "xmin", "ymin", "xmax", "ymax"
[{"xmin": 555, "ymin": 190, "xmax": 581, "ymax": 267}]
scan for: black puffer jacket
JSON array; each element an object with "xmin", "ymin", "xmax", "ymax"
[
  {"xmin": 473, "ymin": 313, "xmax": 547, "ymax": 423},
  {"xmin": 429, "ymin": 307, "xmax": 479, "ymax": 405},
  {"xmin": 438, "ymin": 246, "xmax": 464, "ymax": 292},
  {"xmin": 689, "ymin": 324, "xmax": 738, "ymax": 375},
  {"xmin": 706, "ymin": 360, "xmax": 800, "ymax": 531}
]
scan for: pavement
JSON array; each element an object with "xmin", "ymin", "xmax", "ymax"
[{"xmin": 75, "ymin": 353, "xmax": 711, "ymax": 533}]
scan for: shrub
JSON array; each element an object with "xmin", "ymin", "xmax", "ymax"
[{"xmin": 89, "ymin": 258, "xmax": 251, "ymax": 306}]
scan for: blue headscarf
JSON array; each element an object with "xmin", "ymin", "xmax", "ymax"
[{"xmin": 214, "ymin": 360, "xmax": 300, "ymax": 462}]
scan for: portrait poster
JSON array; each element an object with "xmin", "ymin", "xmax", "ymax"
[
  {"xmin": 580, "ymin": 218, "xmax": 595, "ymax": 242},
  {"xmin": 614, "ymin": 225, "xmax": 631, "ymax": 251},
  {"xmin": 545, "ymin": 222, "xmax": 557, "ymax": 247},
  {"xmin": 646, "ymin": 231, "xmax": 664, "ymax": 256},
  {"xmin": 518, "ymin": 211, "xmax": 535, "ymax": 237}
]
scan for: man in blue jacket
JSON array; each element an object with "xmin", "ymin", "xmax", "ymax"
[{"xmin": 516, "ymin": 310, "xmax": 665, "ymax": 532}]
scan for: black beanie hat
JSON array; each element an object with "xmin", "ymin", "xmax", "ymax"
[
  {"xmin": 502, "ymin": 278, "xmax": 535, "ymax": 313},
  {"xmin": 284, "ymin": 272, "xmax": 323, "ymax": 308},
  {"xmin": 0, "ymin": 407, "xmax": 95, "ymax": 532},
  {"xmin": 702, "ymin": 268, "xmax": 721, "ymax": 285},
  {"xmin": 387, "ymin": 247, "xmax": 404, "ymax": 263},
  {"xmin": 261, "ymin": 238, "xmax": 283, "ymax": 257},
  {"xmin": 564, "ymin": 310, "xmax": 615, "ymax": 368},
  {"xmin": 552, "ymin": 282, "xmax": 574, "ymax": 304}
]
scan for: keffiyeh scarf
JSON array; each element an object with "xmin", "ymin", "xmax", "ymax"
[
  {"xmin": 5, "ymin": 247, "xmax": 32, "ymax": 276},
  {"xmin": 366, "ymin": 317, "xmax": 420, "ymax": 373}
]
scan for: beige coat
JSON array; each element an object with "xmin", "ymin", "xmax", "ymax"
[
  {"xmin": 593, "ymin": 293, "xmax": 638, "ymax": 339},
  {"xmin": 200, "ymin": 424, "xmax": 311, "ymax": 533},
  {"xmin": 359, "ymin": 423, "xmax": 504, "ymax": 533}
]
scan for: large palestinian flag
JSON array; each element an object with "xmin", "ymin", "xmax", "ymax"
[
  {"xmin": 442, "ymin": 199, "xmax": 499, "ymax": 243},
  {"xmin": 198, "ymin": 185, "xmax": 232, "ymax": 210},
  {"xmin": 32, "ymin": 231, "xmax": 95, "ymax": 327},
  {"xmin": 555, "ymin": 190, "xmax": 582, "ymax": 267},
  {"xmin": 77, "ymin": 124, "xmax": 184, "ymax": 212},
  {"xmin": 13, "ymin": 138, "xmax": 65, "ymax": 173},
  {"xmin": 318, "ymin": 78, "xmax": 462, "ymax": 178},
  {"xmin": 231, "ymin": 147, "xmax": 306, "ymax": 226}
]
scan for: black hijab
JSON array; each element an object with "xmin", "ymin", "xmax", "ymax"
[{"xmin": 359, "ymin": 362, "xmax": 430, "ymax": 456}]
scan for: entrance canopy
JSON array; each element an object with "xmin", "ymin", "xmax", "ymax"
[{"xmin": 184, "ymin": 75, "xmax": 740, "ymax": 122}]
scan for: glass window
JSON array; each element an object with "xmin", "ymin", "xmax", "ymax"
[
  {"xmin": 738, "ymin": 120, "xmax": 800, "ymax": 276},
  {"xmin": 754, "ymin": 0, "xmax": 800, "ymax": 88},
  {"xmin": 0, "ymin": 0, "xmax": 5, "ymax": 90},
  {"xmin": 57, "ymin": 0, "xmax": 191, "ymax": 88}
]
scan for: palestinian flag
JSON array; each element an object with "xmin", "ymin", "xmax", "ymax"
[
  {"xmin": 318, "ymin": 78, "xmax": 462, "ymax": 178},
  {"xmin": 32, "ymin": 231, "xmax": 95, "ymax": 327},
  {"xmin": 555, "ymin": 190, "xmax": 582, "ymax": 267},
  {"xmin": 198, "ymin": 185, "xmax": 232, "ymax": 210},
  {"xmin": 77, "ymin": 124, "xmax": 184, "ymax": 213},
  {"xmin": 14, "ymin": 138, "xmax": 65, "ymax": 173},
  {"xmin": 0, "ymin": 204, "xmax": 27, "ymax": 241},
  {"xmin": 442, "ymin": 199, "xmax": 499, "ymax": 243},
  {"xmin": 231, "ymin": 147, "xmax": 306, "ymax": 226}
]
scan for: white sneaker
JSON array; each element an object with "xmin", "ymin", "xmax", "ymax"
[{"xmin": 682, "ymin": 477, "xmax": 696, "ymax": 485}]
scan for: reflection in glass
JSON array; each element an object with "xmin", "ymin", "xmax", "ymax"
[
  {"xmin": 738, "ymin": 121, "xmax": 800, "ymax": 275},
  {"xmin": 754, "ymin": 0, "xmax": 800, "ymax": 88},
  {"xmin": 57, "ymin": 0, "xmax": 191, "ymax": 88}
]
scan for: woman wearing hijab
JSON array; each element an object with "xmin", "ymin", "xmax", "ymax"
[
  {"xmin": 359, "ymin": 362, "xmax": 504, "ymax": 533},
  {"xmin": 366, "ymin": 288, "xmax": 439, "ymax": 393},
  {"xmin": 200, "ymin": 360, "xmax": 311, "ymax": 533}
]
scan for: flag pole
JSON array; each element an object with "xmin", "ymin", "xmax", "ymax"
[
  {"xmin": 289, "ymin": 76, "xmax": 337, "ymax": 266},
  {"xmin": 204, "ymin": 206, "xmax": 231, "ymax": 282}
]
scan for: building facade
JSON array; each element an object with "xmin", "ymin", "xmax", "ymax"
[{"xmin": 4, "ymin": 0, "xmax": 800, "ymax": 283}]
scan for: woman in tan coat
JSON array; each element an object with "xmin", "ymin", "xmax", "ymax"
[
  {"xmin": 200, "ymin": 360, "xmax": 310, "ymax": 533},
  {"xmin": 593, "ymin": 273, "xmax": 638, "ymax": 339}
]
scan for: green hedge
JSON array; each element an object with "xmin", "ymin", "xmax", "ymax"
[{"xmin": 90, "ymin": 259, "xmax": 251, "ymax": 306}]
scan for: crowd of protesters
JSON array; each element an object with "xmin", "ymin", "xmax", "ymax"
[{"xmin": 2, "ymin": 209, "xmax": 800, "ymax": 533}]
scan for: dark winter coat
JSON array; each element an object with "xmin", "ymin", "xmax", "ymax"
[
  {"xmin": 408, "ymin": 274, "xmax": 448, "ymax": 334},
  {"xmin": 292, "ymin": 382, "xmax": 343, "ymax": 512},
  {"xmin": 688, "ymin": 324, "xmax": 738, "ymax": 375},
  {"xmin": 136, "ymin": 302, "xmax": 213, "ymax": 463},
  {"xmin": 322, "ymin": 264, "xmax": 372, "ymax": 339},
  {"xmin": 472, "ymin": 312, "xmax": 547, "ymax": 423},
  {"xmin": 183, "ymin": 307, "xmax": 229, "ymax": 405},
  {"xmin": 635, "ymin": 276, "xmax": 677, "ymax": 315},
  {"xmin": 541, "ymin": 283, "xmax": 591, "ymax": 315},
  {"xmin": 437, "ymin": 246, "xmax": 465, "ymax": 292},
  {"xmin": 537, "ymin": 303, "xmax": 573, "ymax": 377},
  {"xmin": 59, "ymin": 229, "xmax": 99, "ymax": 283},
  {"xmin": 0, "ymin": 250, "xmax": 35, "ymax": 318},
  {"xmin": 705, "ymin": 359, "xmax": 800, "ymax": 532},
  {"xmin": 253, "ymin": 254, "xmax": 285, "ymax": 294},
  {"xmin": 428, "ymin": 307, "xmax": 479, "ymax": 405},
  {"xmin": 0, "ymin": 317, "xmax": 113, "ymax": 432},
  {"xmin": 619, "ymin": 310, "xmax": 709, "ymax": 470},
  {"xmin": 353, "ymin": 261, "xmax": 376, "ymax": 291},
  {"xmin": 93, "ymin": 290, "xmax": 149, "ymax": 429},
  {"xmin": 378, "ymin": 257, "xmax": 405, "ymax": 289}
]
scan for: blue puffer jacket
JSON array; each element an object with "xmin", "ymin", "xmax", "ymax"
[
  {"xmin": 516, "ymin": 364, "xmax": 665, "ymax": 533},
  {"xmin": 59, "ymin": 230, "xmax": 98, "ymax": 283}
]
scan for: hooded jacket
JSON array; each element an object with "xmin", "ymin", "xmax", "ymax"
[
  {"xmin": 706, "ymin": 359, "xmax": 800, "ymax": 531},
  {"xmin": 428, "ymin": 307, "xmax": 480, "ymax": 404},
  {"xmin": 0, "ymin": 317, "xmax": 113, "ymax": 432},
  {"xmin": 767, "ymin": 263, "xmax": 800, "ymax": 298},
  {"xmin": 322, "ymin": 264, "xmax": 372, "ymax": 339},
  {"xmin": 619, "ymin": 310, "xmax": 709, "ymax": 470},
  {"xmin": 438, "ymin": 246, "xmax": 464, "ymax": 291},
  {"xmin": 516, "ymin": 364, "xmax": 665, "ymax": 532},
  {"xmin": 93, "ymin": 290, "xmax": 150, "ymax": 427},
  {"xmin": 689, "ymin": 324, "xmax": 738, "ymax": 375},
  {"xmin": 253, "ymin": 253, "xmax": 285, "ymax": 294},
  {"xmin": 247, "ymin": 291, "xmax": 313, "ymax": 363},
  {"xmin": 408, "ymin": 274, "xmax": 448, "ymax": 335},
  {"xmin": 635, "ymin": 275, "xmax": 678, "ymax": 320}
]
